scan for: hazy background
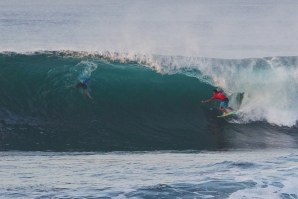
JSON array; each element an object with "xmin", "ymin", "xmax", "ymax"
[{"xmin": 1, "ymin": 0, "xmax": 298, "ymax": 58}]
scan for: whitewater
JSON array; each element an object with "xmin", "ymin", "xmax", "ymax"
[{"xmin": 1, "ymin": 0, "xmax": 298, "ymax": 198}]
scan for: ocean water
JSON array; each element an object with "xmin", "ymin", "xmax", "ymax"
[
  {"xmin": 1, "ymin": 150, "xmax": 298, "ymax": 199},
  {"xmin": 1, "ymin": 52, "xmax": 298, "ymax": 151},
  {"xmin": 1, "ymin": 1, "xmax": 298, "ymax": 198}
]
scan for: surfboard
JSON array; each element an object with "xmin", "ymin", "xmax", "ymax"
[{"xmin": 217, "ymin": 111, "xmax": 237, "ymax": 118}]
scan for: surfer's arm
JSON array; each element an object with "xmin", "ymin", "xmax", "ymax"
[
  {"xmin": 65, "ymin": 84, "xmax": 76, "ymax": 88},
  {"xmin": 65, "ymin": 82, "xmax": 81, "ymax": 89},
  {"xmin": 201, "ymin": 96, "xmax": 215, "ymax": 103}
]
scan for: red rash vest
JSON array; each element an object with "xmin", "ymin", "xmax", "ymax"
[{"xmin": 210, "ymin": 92, "xmax": 227, "ymax": 101}]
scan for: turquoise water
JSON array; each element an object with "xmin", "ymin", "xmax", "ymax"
[{"xmin": 1, "ymin": 52, "xmax": 298, "ymax": 151}]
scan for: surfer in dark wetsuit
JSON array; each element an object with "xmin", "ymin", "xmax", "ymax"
[
  {"xmin": 202, "ymin": 88, "xmax": 233, "ymax": 114},
  {"xmin": 75, "ymin": 77, "xmax": 93, "ymax": 100}
]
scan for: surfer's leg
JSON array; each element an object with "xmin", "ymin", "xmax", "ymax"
[
  {"xmin": 219, "ymin": 106, "xmax": 228, "ymax": 114},
  {"xmin": 84, "ymin": 90, "xmax": 93, "ymax": 100},
  {"xmin": 224, "ymin": 100, "xmax": 233, "ymax": 111},
  {"xmin": 219, "ymin": 102, "xmax": 228, "ymax": 114}
]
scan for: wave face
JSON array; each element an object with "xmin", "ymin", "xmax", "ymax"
[{"xmin": 0, "ymin": 51, "xmax": 298, "ymax": 151}]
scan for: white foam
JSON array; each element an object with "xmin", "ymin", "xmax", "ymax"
[
  {"xmin": 146, "ymin": 55, "xmax": 298, "ymax": 127},
  {"xmin": 229, "ymin": 175, "xmax": 298, "ymax": 199}
]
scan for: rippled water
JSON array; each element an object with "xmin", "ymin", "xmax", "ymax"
[{"xmin": 1, "ymin": 150, "xmax": 297, "ymax": 198}]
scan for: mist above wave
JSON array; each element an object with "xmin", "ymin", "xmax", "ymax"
[{"xmin": 1, "ymin": 0, "xmax": 298, "ymax": 58}]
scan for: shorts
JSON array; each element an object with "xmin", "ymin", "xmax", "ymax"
[{"xmin": 220, "ymin": 99, "xmax": 229, "ymax": 109}]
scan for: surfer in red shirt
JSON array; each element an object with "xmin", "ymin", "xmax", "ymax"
[{"xmin": 202, "ymin": 89, "xmax": 233, "ymax": 114}]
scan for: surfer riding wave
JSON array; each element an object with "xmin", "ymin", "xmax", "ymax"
[{"xmin": 202, "ymin": 88, "xmax": 234, "ymax": 115}]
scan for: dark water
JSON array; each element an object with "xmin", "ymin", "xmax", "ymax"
[{"xmin": 0, "ymin": 52, "xmax": 297, "ymax": 151}]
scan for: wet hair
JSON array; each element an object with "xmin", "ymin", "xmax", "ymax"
[{"xmin": 76, "ymin": 82, "xmax": 88, "ymax": 90}]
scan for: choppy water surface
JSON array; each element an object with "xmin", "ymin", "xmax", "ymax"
[{"xmin": 1, "ymin": 150, "xmax": 297, "ymax": 198}]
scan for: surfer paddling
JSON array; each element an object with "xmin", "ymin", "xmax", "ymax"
[{"xmin": 202, "ymin": 89, "xmax": 233, "ymax": 115}]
